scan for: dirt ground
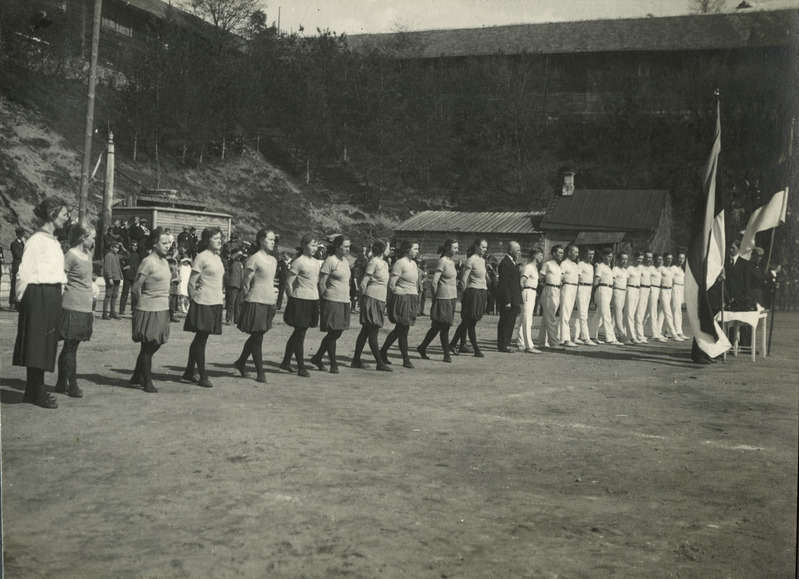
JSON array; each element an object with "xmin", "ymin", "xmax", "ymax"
[{"xmin": 1, "ymin": 307, "xmax": 796, "ymax": 578}]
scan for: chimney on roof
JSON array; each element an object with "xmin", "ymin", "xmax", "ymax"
[{"xmin": 562, "ymin": 171, "xmax": 575, "ymax": 196}]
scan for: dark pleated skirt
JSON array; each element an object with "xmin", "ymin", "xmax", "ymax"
[
  {"xmin": 387, "ymin": 293, "xmax": 419, "ymax": 326},
  {"xmin": 237, "ymin": 301, "xmax": 276, "ymax": 334},
  {"xmin": 320, "ymin": 300, "xmax": 351, "ymax": 332},
  {"xmin": 184, "ymin": 302, "xmax": 223, "ymax": 335},
  {"xmin": 461, "ymin": 288, "xmax": 487, "ymax": 322},
  {"xmin": 132, "ymin": 310, "xmax": 170, "ymax": 344},
  {"xmin": 430, "ymin": 297, "xmax": 457, "ymax": 326},
  {"xmin": 13, "ymin": 283, "xmax": 62, "ymax": 372},
  {"xmin": 59, "ymin": 309, "xmax": 94, "ymax": 342},
  {"xmin": 284, "ymin": 297, "xmax": 319, "ymax": 329},
  {"xmin": 359, "ymin": 295, "xmax": 385, "ymax": 328}
]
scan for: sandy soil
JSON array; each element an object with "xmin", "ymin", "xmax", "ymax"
[{"xmin": 1, "ymin": 308, "xmax": 797, "ymax": 578}]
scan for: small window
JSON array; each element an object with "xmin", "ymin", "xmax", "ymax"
[{"xmin": 102, "ymin": 16, "xmax": 133, "ymax": 38}]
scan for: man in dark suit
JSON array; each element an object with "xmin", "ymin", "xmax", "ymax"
[
  {"xmin": 725, "ymin": 239, "xmax": 751, "ymax": 305},
  {"xmin": 9, "ymin": 227, "xmax": 26, "ymax": 310},
  {"xmin": 496, "ymin": 241, "xmax": 523, "ymax": 352}
]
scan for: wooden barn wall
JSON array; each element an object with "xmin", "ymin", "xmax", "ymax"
[{"xmin": 112, "ymin": 208, "xmax": 232, "ymax": 239}]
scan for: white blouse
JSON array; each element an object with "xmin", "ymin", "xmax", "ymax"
[{"xmin": 16, "ymin": 231, "xmax": 67, "ymax": 301}]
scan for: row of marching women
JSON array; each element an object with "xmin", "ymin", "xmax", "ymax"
[{"xmin": 11, "ymin": 196, "xmax": 694, "ymax": 410}]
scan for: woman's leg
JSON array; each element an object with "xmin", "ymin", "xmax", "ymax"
[
  {"xmin": 281, "ymin": 330, "xmax": 296, "ymax": 372},
  {"xmin": 235, "ymin": 335, "xmax": 253, "ymax": 376},
  {"xmin": 468, "ymin": 321, "xmax": 483, "ymax": 357},
  {"xmin": 369, "ymin": 326, "xmax": 391, "ymax": 372},
  {"xmin": 449, "ymin": 321, "xmax": 466, "ymax": 353},
  {"xmin": 56, "ymin": 342, "xmax": 69, "ymax": 392},
  {"xmin": 141, "ymin": 341, "xmax": 161, "ymax": 393},
  {"xmin": 417, "ymin": 322, "xmax": 439, "ymax": 358},
  {"xmin": 293, "ymin": 328, "xmax": 309, "ymax": 377},
  {"xmin": 190, "ymin": 332, "xmax": 212, "ymax": 387},
  {"xmin": 131, "ymin": 342, "xmax": 145, "ymax": 385},
  {"xmin": 66, "ymin": 340, "xmax": 82, "ymax": 397},
  {"xmin": 439, "ymin": 323, "xmax": 452, "ymax": 362},
  {"xmin": 351, "ymin": 326, "xmax": 369, "ymax": 368},
  {"xmin": 327, "ymin": 330, "xmax": 342, "ymax": 372},
  {"xmin": 250, "ymin": 333, "xmax": 266, "ymax": 382},
  {"xmin": 397, "ymin": 324, "xmax": 413, "ymax": 368},
  {"xmin": 380, "ymin": 327, "xmax": 398, "ymax": 364},
  {"xmin": 311, "ymin": 333, "xmax": 330, "ymax": 370}
]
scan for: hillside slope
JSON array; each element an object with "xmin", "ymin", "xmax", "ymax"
[{"xmin": 0, "ymin": 96, "xmax": 396, "ymax": 251}]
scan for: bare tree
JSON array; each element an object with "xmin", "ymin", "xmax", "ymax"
[
  {"xmin": 692, "ymin": 0, "xmax": 726, "ymax": 14},
  {"xmin": 183, "ymin": 0, "xmax": 266, "ymax": 36}
]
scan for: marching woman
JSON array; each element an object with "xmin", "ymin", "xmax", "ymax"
[
  {"xmin": 416, "ymin": 239, "xmax": 459, "ymax": 363},
  {"xmin": 130, "ymin": 228, "xmax": 173, "ymax": 393},
  {"xmin": 448, "ymin": 238, "xmax": 489, "ymax": 357},
  {"xmin": 183, "ymin": 227, "xmax": 225, "ymax": 388},
  {"xmin": 13, "ymin": 197, "xmax": 69, "ymax": 409},
  {"xmin": 233, "ymin": 228, "xmax": 278, "ymax": 383},
  {"xmin": 310, "ymin": 235, "xmax": 352, "ymax": 374},
  {"xmin": 379, "ymin": 240, "xmax": 420, "ymax": 369},
  {"xmin": 54, "ymin": 224, "xmax": 96, "ymax": 398},
  {"xmin": 351, "ymin": 239, "xmax": 392, "ymax": 372},
  {"xmin": 280, "ymin": 234, "xmax": 321, "ymax": 378}
]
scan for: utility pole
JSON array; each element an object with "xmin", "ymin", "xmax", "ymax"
[
  {"xmin": 97, "ymin": 131, "xmax": 115, "ymax": 259},
  {"xmin": 78, "ymin": 0, "xmax": 103, "ymax": 225}
]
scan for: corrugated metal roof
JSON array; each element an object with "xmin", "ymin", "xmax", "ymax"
[
  {"xmin": 346, "ymin": 10, "xmax": 798, "ymax": 58},
  {"xmin": 396, "ymin": 211, "xmax": 545, "ymax": 234},
  {"xmin": 541, "ymin": 190, "xmax": 668, "ymax": 232}
]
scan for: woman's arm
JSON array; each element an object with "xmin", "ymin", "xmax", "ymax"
[
  {"xmin": 387, "ymin": 260, "xmax": 401, "ymax": 293},
  {"xmin": 187, "ymin": 270, "xmax": 201, "ymax": 302}
]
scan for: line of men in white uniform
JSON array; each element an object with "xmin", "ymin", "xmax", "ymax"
[{"xmin": 516, "ymin": 244, "xmax": 688, "ymax": 352}]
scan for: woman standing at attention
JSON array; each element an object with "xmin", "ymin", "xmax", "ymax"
[
  {"xmin": 183, "ymin": 227, "xmax": 225, "ymax": 388},
  {"xmin": 416, "ymin": 239, "xmax": 459, "ymax": 363},
  {"xmin": 449, "ymin": 238, "xmax": 489, "ymax": 357},
  {"xmin": 233, "ymin": 228, "xmax": 278, "ymax": 383},
  {"xmin": 350, "ymin": 239, "xmax": 392, "ymax": 372},
  {"xmin": 130, "ymin": 228, "xmax": 173, "ymax": 393},
  {"xmin": 14, "ymin": 197, "xmax": 70, "ymax": 409},
  {"xmin": 280, "ymin": 234, "xmax": 321, "ymax": 378},
  {"xmin": 55, "ymin": 224, "xmax": 96, "ymax": 399},
  {"xmin": 379, "ymin": 240, "xmax": 420, "ymax": 369},
  {"xmin": 310, "ymin": 235, "xmax": 352, "ymax": 374}
]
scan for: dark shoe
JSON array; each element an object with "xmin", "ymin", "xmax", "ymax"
[
  {"xmin": 67, "ymin": 384, "xmax": 83, "ymax": 398},
  {"xmin": 329, "ymin": 365, "xmax": 339, "ymax": 374},
  {"xmin": 350, "ymin": 359, "xmax": 367, "ymax": 369},
  {"xmin": 310, "ymin": 355, "xmax": 326, "ymax": 371},
  {"xmin": 474, "ymin": 350, "xmax": 485, "ymax": 358},
  {"xmin": 448, "ymin": 346, "xmax": 460, "ymax": 356},
  {"xmin": 198, "ymin": 378, "xmax": 213, "ymax": 388},
  {"xmin": 255, "ymin": 373, "xmax": 267, "ymax": 384},
  {"xmin": 54, "ymin": 381, "xmax": 68, "ymax": 394},
  {"xmin": 181, "ymin": 371, "xmax": 200, "ymax": 383},
  {"xmin": 416, "ymin": 346, "xmax": 429, "ymax": 360},
  {"xmin": 379, "ymin": 351, "xmax": 392, "ymax": 365},
  {"xmin": 170, "ymin": 317, "xmax": 179, "ymax": 323},
  {"xmin": 458, "ymin": 345, "xmax": 473, "ymax": 354},
  {"xmin": 102, "ymin": 315, "xmax": 110, "ymax": 320},
  {"xmin": 35, "ymin": 394, "xmax": 58, "ymax": 409},
  {"xmin": 143, "ymin": 382, "xmax": 159, "ymax": 393},
  {"xmin": 233, "ymin": 359, "xmax": 249, "ymax": 377},
  {"xmin": 297, "ymin": 368, "xmax": 310, "ymax": 378},
  {"xmin": 443, "ymin": 355, "xmax": 452, "ymax": 363},
  {"xmin": 402, "ymin": 359, "xmax": 414, "ymax": 369},
  {"xmin": 111, "ymin": 314, "xmax": 121, "ymax": 320},
  {"xmin": 279, "ymin": 361, "xmax": 295, "ymax": 373},
  {"xmin": 498, "ymin": 347, "xmax": 514, "ymax": 353},
  {"xmin": 376, "ymin": 364, "xmax": 393, "ymax": 372}
]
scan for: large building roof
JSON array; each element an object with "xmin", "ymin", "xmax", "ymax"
[
  {"xmin": 346, "ymin": 10, "xmax": 798, "ymax": 59},
  {"xmin": 396, "ymin": 211, "xmax": 545, "ymax": 235},
  {"xmin": 541, "ymin": 190, "xmax": 669, "ymax": 232}
]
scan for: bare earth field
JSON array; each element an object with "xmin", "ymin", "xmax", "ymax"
[{"xmin": 1, "ymin": 308, "xmax": 797, "ymax": 578}]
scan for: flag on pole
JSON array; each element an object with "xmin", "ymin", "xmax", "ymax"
[
  {"xmin": 739, "ymin": 188, "xmax": 789, "ymax": 260},
  {"xmin": 684, "ymin": 96, "xmax": 731, "ymax": 359}
]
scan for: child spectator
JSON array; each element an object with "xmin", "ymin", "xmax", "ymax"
[
  {"xmin": 92, "ymin": 273, "xmax": 100, "ymax": 312},
  {"xmin": 179, "ymin": 257, "xmax": 192, "ymax": 313},
  {"xmin": 168, "ymin": 257, "xmax": 180, "ymax": 322}
]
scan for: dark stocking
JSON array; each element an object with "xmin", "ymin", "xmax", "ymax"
[
  {"xmin": 292, "ymin": 328, "xmax": 308, "ymax": 370},
  {"xmin": 467, "ymin": 322, "xmax": 480, "ymax": 353},
  {"xmin": 396, "ymin": 324, "xmax": 410, "ymax": 361},
  {"xmin": 188, "ymin": 332, "xmax": 210, "ymax": 379},
  {"xmin": 353, "ymin": 326, "xmax": 369, "ymax": 363},
  {"xmin": 381, "ymin": 328, "xmax": 398, "ymax": 361},
  {"xmin": 368, "ymin": 327, "xmax": 383, "ymax": 366},
  {"xmin": 250, "ymin": 333, "xmax": 265, "ymax": 377}
]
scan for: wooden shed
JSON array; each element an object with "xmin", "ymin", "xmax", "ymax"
[
  {"xmin": 394, "ymin": 211, "xmax": 545, "ymax": 265},
  {"xmin": 539, "ymin": 189, "xmax": 673, "ymax": 255}
]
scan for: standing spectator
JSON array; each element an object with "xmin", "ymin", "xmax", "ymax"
[
  {"xmin": 165, "ymin": 228, "xmax": 176, "ymax": 255},
  {"xmin": 119, "ymin": 238, "xmax": 141, "ymax": 316},
  {"xmin": 280, "ymin": 234, "xmax": 321, "ymax": 378},
  {"xmin": 485, "ymin": 256, "xmax": 499, "ymax": 315},
  {"xmin": 177, "ymin": 226, "xmax": 192, "ymax": 256},
  {"xmin": 115, "ymin": 218, "xmax": 130, "ymax": 250},
  {"xmin": 449, "ymin": 239, "xmax": 489, "ymax": 356},
  {"xmin": 672, "ymin": 250, "xmax": 688, "ymax": 339},
  {"xmin": 747, "ymin": 247, "xmax": 766, "ymax": 306},
  {"xmin": 380, "ymin": 240, "xmax": 420, "ymax": 368},
  {"xmin": 183, "ymin": 227, "xmax": 225, "ymax": 388},
  {"xmin": 102, "ymin": 242, "xmax": 123, "ymax": 320},
  {"xmin": 417, "ymin": 259, "xmax": 430, "ymax": 316},
  {"xmin": 225, "ymin": 248, "xmax": 244, "ymax": 325},
  {"xmin": 91, "ymin": 273, "xmax": 100, "ymax": 312},
  {"xmin": 55, "ymin": 224, "xmax": 96, "ymax": 399},
  {"xmin": 128, "ymin": 216, "xmax": 147, "ymax": 249},
  {"xmin": 416, "ymin": 239, "xmax": 459, "ymax": 363},
  {"xmin": 168, "ymin": 257, "xmax": 180, "ymax": 322},
  {"xmin": 518, "ymin": 247, "xmax": 544, "ymax": 354},
  {"xmin": 130, "ymin": 228, "xmax": 173, "ymax": 393},
  {"xmin": 351, "ymin": 240, "xmax": 392, "ymax": 372},
  {"xmin": 310, "ymin": 235, "xmax": 353, "ymax": 373},
  {"xmin": 9, "ymin": 227, "xmax": 26, "ymax": 310},
  {"xmin": 178, "ymin": 256, "xmax": 192, "ymax": 313},
  {"xmin": 276, "ymin": 252, "xmax": 290, "ymax": 310},
  {"xmin": 496, "ymin": 241, "xmax": 523, "ymax": 352},
  {"xmin": 13, "ymin": 197, "xmax": 69, "ymax": 409},
  {"xmin": 233, "ymin": 229, "xmax": 278, "ymax": 383}
]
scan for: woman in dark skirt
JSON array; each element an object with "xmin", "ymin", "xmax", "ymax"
[
  {"xmin": 280, "ymin": 234, "xmax": 321, "ymax": 378},
  {"xmin": 13, "ymin": 196, "xmax": 70, "ymax": 409},
  {"xmin": 351, "ymin": 240, "xmax": 392, "ymax": 372},
  {"xmin": 310, "ymin": 235, "xmax": 352, "ymax": 374},
  {"xmin": 449, "ymin": 238, "xmax": 489, "ymax": 357},
  {"xmin": 130, "ymin": 228, "xmax": 173, "ymax": 393},
  {"xmin": 183, "ymin": 227, "xmax": 225, "ymax": 388},
  {"xmin": 380, "ymin": 240, "xmax": 420, "ymax": 369},
  {"xmin": 233, "ymin": 228, "xmax": 277, "ymax": 383},
  {"xmin": 416, "ymin": 239, "xmax": 459, "ymax": 363},
  {"xmin": 55, "ymin": 224, "xmax": 96, "ymax": 399}
]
